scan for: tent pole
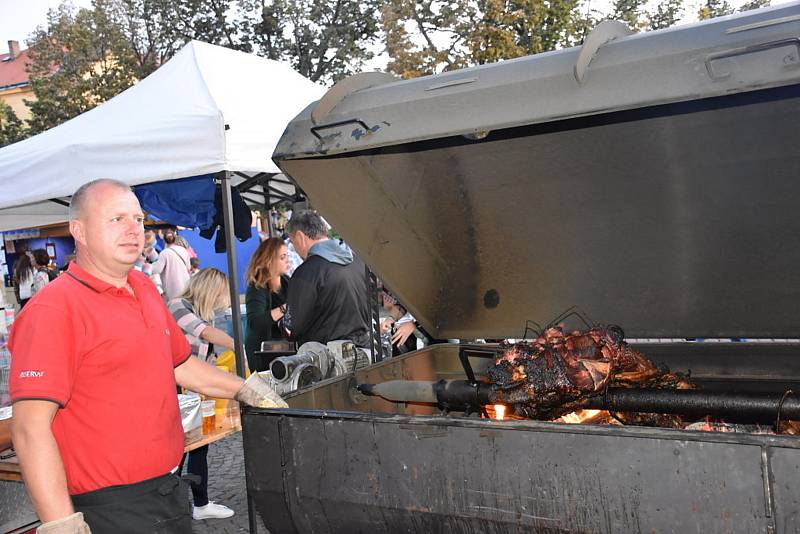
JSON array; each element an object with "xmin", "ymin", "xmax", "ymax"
[
  {"xmin": 218, "ymin": 170, "xmax": 259, "ymax": 534},
  {"xmin": 219, "ymin": 170, "xmax": 247, "ymax": 379}
]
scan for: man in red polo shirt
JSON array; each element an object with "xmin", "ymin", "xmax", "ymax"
[{"xmin": 9, "ymin": 179, "xmax": 285, "ymax": 534}]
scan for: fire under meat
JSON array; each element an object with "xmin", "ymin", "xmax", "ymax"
[{"xmin": 487, "ymin": 325, "xmax": 693, "ymax": 421}]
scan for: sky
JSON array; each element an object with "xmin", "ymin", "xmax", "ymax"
[{"xmin": 1, "ymin": 0, "xmax": 92, "ymax": 48}]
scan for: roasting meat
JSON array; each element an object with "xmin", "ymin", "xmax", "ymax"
[{"xmin": 487, "ymin": 325, "xmax": 692, "ymax": 420}]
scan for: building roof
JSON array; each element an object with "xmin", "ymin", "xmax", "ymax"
[{"xmin": 0, "ymin": 49, "xmax": 31, "ymax": 91}]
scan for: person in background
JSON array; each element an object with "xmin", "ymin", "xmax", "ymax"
[
  {"xmin": 244, "ymin": 238, "xmax": 290, "ymax": 371},
  {"xmin": 31, "ymin": 249, "xmax": 52, "ymax": 297},
  {"xmin": 283, "ymin": 233, "xmax": 303, "ymax": 276},
  {"xmin": 9, "ymin": 179, "xmax": 286, "ymax": 534},
  {"xmin": 168, "ymin": 268, "xmax": 237, "ymax": 521},
  {"xmin": 381, "ymin": 290, "xmax": 420, "ymax": 355},
  {"xmin": 13, "ymin": 253, "xmax": 35, "ymax": 308},
  {"xmin": 284, "ymin": 210, "xmax": 371, "ymax": 349},
  {"xmin": 151, "ymin": 226, "xmax": 192, "ymax": 301},
  {"xmin": 189, "ymin": 257, "xmax": 200, "ymax": 275},
  {"xmin": 176, "ymin": 235, "xmax": 198, "ymax": 260}
]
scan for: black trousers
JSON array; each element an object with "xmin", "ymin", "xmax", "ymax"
[{"xmin": 72, "ymin": 473, "xmax": 191, "ymax": 534}]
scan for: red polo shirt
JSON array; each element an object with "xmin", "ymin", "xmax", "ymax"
[{"xmin": 9, "ymin": 262, "xmax": 191, "ymax": 495}]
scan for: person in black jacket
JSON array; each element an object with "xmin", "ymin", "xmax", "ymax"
[
  {"xmin": 284, "ymin": 210, "xmax": 371, "ymax": 349},
  {"xmin": 244, "ymin": 237, "xmax": 290, "ymax": 371}
]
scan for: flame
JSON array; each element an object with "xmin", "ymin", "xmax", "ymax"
[
  {"xmin": 493, "ymin": 404, "xmax": 506, "ymax": 420},
  {"xmin": 558, "ymin": 409, "xmax": 602, "ymax": 424}
]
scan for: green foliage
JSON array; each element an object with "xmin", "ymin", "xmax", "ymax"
[
  {"xmin": 24, "ymin": 1, "xmax": 139, "ymax": 134},
  {"xmin": 697, "ymin": 0, "xmax": 734, "ymax": 20},
  {"xmin": 239, "ymin": 0, "xmax": 382, "ymax": 83},
  {"xmin": 738, "ymin": 0, "xmax": 770, "ymax": 12},
  {"xmin": 649, "ymin": 0, "xmax": 684, "ymax": 30},
  {"xmin": 382, "ymin": 0, "xmax": 590, "ymax": 79},
  {"xmin": 382, "ymin": 0, "xmax": 468, "ymax": 78},
  {"xmin": 610, "ymin": 0, "xmax": 649, "ymax": 32},
  {"xmin": 0, "ymin": 102, "xmax": 26, "ymax": 147},
  {"xmin": 23, "ymin": 0, "xmax": 247, "ymax": 133}
]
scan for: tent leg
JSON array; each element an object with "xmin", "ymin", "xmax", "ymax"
[
  {"xmin": 219, "ymin": 170, "xmax": 247, "ymax": 380},
  {"xmin": 218, "ymin": 170, "xmax": 259, "ymax": 534}
]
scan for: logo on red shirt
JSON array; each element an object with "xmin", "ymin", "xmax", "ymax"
[{"xmin": 18, "ymin": 370, "xmax": 45, "ymax": 378}]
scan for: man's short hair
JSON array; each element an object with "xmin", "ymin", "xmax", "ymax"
[
  {"xmin": 285, "ymin": 210, "xmax": 328, "ymax": 240},
  {"xmin": 69, "ymin": 179, "xmax": 132, "ymax": 220}
]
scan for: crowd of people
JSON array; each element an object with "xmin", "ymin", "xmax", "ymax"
[{"xmin": 5, "ymin": 178, "xmax": 426, "ymax": 533}]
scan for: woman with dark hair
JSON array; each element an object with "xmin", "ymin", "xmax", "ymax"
[
  {"xmin": 244, "ymin": 237, "xmax": 290, "ymax": 371},
  {"xmin": 13, "ymin": 253, "xmax": 35, "ymax": 308}
]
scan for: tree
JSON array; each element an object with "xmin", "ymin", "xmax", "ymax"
[
  {"xmin": 105, "ymin": 0, "xmax": 185, "ymax": 78},
  {"xmin": 698, "ymin": 0, "xmax": 734, "ymax": 20},
  {"xmin": 102, "ymin": 0, "xmax": 243, "ymax": 78},
  {"xmin": 382, "ymin": 0, "xmax": 468, "ymax": 78},
  {"xmin": 23, "ymin": 0, "xmax": 245, "ymax": 134},
  {"xmin": 24, "ymin": 1, "xmax": 140, "ymax": 134},
  {"xmin": 648, "ymin": 0, "xmax": 684, "ymax": 30},
  {"xmin": 610, "ymin": 0, "xmax": 649, "ymax": 32},
  {"xmin": 738, "ymin": 0, "xmax": 770, "ymax": 12},
  {"xmin": 239, "ymin": 0, "xmax": 383, "ymax": 84},
  {"xmin": 382, "ymin": 0, "xmax": 590, "ymax": 79},
  {"xmin": 0, "ymin": 102, "xmax": 26, "ymax": 147}
]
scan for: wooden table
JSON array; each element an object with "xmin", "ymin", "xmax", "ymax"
[
  {"xmin": 184, "ymin": 405, "xmax": 242, "ymax": 452},
  {"xmin": 0, "ymin": 407, "xmax": 242, "ymax": 482}
]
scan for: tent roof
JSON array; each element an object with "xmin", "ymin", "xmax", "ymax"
[{"xmin": 0, "ymin": 40, "xmax": 324, "ymax": 231}]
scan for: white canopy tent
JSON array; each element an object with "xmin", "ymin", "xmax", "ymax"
[{"xmin": 0, "ymin": 40, "xmax": 325, "ymax": 231}]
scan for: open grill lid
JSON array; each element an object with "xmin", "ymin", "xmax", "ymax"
[{"xmin": 273, "ymin": 4, "xmax": 800, "ymax": 341}]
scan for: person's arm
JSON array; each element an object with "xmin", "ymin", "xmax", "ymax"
[
  {"xmin": 174, "ymin": 357, "xmax": 243, "ymax": 399},
  {"xmin": 11, "ymin": 400, "xmax": 74, "ymax": 522},
  {"xmin": 199, "ymin": 325, "xmax": 235, "ymax": 352}
]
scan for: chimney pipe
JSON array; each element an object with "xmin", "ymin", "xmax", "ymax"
[{"xmin": 8, "ymin": 40, "xmax": 20, "ymax": 60}]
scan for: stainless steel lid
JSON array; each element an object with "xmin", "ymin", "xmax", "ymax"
[{"xmin": 274, "ymin": 4, "xmax": 800, "ymax": 340}]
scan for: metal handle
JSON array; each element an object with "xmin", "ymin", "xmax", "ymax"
[
  {"xmin": 705, "ymin": 38, "xmax": 800, "ymax": 80},
  {"xmin": 310, "ymin": 119, "xmax": 373, "ymax": 140}
]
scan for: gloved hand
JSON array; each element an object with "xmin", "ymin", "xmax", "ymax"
[
  {"xmin": 235, "ymin": 372, "xmax": 288, "ymax": 408},
  {"xmin": 37, "ymin": 512, "xmax": 91, "ymax": 534}
]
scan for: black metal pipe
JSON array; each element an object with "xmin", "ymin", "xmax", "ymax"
[
  {"xmin": 584, "ymin": 388, "xmax": 800, "ymax": 422},
  {"xmin": 358, "ymin": 380, "xmax": 800, "ymax": 422}
]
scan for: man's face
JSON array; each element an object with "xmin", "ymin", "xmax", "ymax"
[
  {"xmin": 70, "ymin": 185, "xmax": 145, "ymax": 276},
  {"xmin": 163, "ymin": 228, "xmax": 176, "ymax": 245},
  {"xmin": 289, "ymin": 231, "xmax": 310, "ymax": 260}
]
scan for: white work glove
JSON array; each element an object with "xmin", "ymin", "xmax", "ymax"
[
  {"xmin": 37, "ymin": 512, "xmax": 91, "ymax": 534},
  {"xmin": 235, "ymin": 373, "xmax": 288, "ymax": 408}
]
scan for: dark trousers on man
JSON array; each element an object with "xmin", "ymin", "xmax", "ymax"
[{"xmin": 71, "ymin": 473, "xmax": 191, "ymax": 534}]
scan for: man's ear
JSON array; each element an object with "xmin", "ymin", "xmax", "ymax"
[{"xmin": 70, "ymin": 219, "xmax": 86, "ymax": 246}]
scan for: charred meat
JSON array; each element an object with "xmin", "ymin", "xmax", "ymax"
[{"xmin": 487, "ymin": 325, "xmax": 691, "ymax": 419}]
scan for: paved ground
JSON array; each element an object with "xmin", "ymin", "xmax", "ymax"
[{"xmin": 191, "ymin": 432, "xmax": 270, "ymax": 534}]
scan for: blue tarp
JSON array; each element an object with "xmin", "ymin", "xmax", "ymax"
[{"xmin": 135, "ymin": 175, "xmax": 217, "ymax": 230}]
